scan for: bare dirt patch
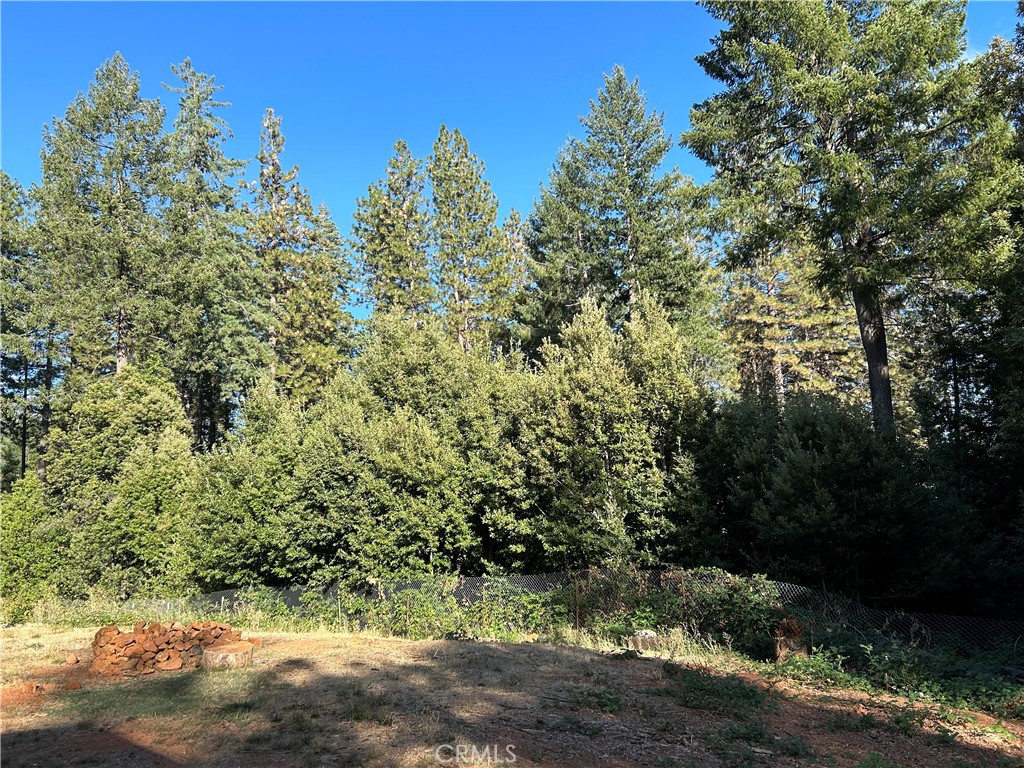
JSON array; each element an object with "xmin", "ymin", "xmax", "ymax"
[{"xmin": 1, "ymin": 626, "xmax": 1021, "ymax": 767}]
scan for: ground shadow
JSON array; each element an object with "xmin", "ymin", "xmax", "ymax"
[{"xmin": 3, "ymin": 637, "xmax": 1022, "ymax": 768}]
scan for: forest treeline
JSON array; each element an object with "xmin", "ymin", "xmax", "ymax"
[{"xmin": 2, "ymin": 1, "xmax": 1023, "ymax": 621}]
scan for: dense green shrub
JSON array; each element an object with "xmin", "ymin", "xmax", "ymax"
[
  {"xmin": 691, "ymin": 395, "xmax": 967, "ymax": 607},
  {"xmin": 813, "ymin": 632, "xmax": 1024, "ymax": 719},
  {"xmin": 0, "ymin": 475, "xmax": 61, "ymax": 622}
]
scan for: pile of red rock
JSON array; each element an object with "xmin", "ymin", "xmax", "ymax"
[{"xmin": 90, "ymin": 620, "xmax": 255, "ymax": 677}]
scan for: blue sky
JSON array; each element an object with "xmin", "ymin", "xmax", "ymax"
[{"xmin": 2, "ymin": 1, "xmax": 1019, "ymax": 232}]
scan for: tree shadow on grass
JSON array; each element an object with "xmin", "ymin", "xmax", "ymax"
[{"xmin": 3, "ymin": 639, "xmax": 1022, "ymax": 768}]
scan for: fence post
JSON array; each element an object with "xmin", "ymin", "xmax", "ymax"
[{"xmin": 574, "ymin": 577, "xmax": 580, "ymax": 631}]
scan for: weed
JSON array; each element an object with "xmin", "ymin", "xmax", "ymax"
[
  {"xmin": 776, "ymin": 733, "xmax": 814, "ymax": 757},
  {"xmin": 974, "ymin": 722, "xmax": 1019, "ymax": 742},
  {"xmin": 720, "ymin": 720, "xmax": 773, "ymax": 744},
  {"xmin": 653, "ymin": 662, "xmax": 772, "ymax": 719},
  {"xmin": 827, "ymin": 711, "xmax": 884, "ymax": 732},
  {"xmin": 575, "ymin": 686, "xmax": 622, "ymax": 713},
  {"xmin": 889, "ymin": 705, "xmax": 928, "ymax": 736},
  {"xmin": 932, "ymin": 725, "xmax": 959, "ymax": 745}
]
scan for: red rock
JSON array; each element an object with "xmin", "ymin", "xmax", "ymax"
[
  {"xmin": 64, "ymin": 679, "xmax": 82, "ymax": 691},
  {"xmin": 66, "ymin": 653, "xmax": 80, "ymax": 665}
]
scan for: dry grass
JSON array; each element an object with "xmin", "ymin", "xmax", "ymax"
[
  {"xmin": 1, "ymin": 627, "xmax": 1022, "ymax": 768},
  {"xmin": 1, "ymin": 625, "xmax": 95, "ymax": 685}
]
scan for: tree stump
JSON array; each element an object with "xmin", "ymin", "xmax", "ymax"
[{"xmin": 202, "ymin": 640, "xmax": 254, "ymax": 671}]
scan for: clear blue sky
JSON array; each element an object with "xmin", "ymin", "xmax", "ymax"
[{"xmin": 2, "ymin": 1, "xmax": 1019, "ymax": 232}]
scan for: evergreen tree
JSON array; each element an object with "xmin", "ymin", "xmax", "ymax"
[
  {"xmin": 355, "ymin": 311, "xmax": 534, "ymax": 569},
  {"xmin": 723, "ymin": 250, "xmax": 864, "ymax": 405},
  {"xmin": 298, "ymin": 378, "xmax": 478, "ymax": 586},
  {"xmin": 179, "ymin": 378, "xmax": 305, "ymax": 589},
  {"xmin": 34, "ymin": 53, "xmax": 169, "ymax": 376},
  {"xmin": 350, "ymin": 140, "xmax": 434, "ymax": 314},
  {"xmin": 427, "ymin": 125, "xmax": 522, "ymax": 353},
  {"xmin": 685, "ymin": 0, "xmax": 1014, "ymax": 432},
  {"xmin": 244, "ymin": 109, "xmax": 349, "ymax": 401},
  {"xmin": 0, "ymin": 474, "xmax": 60, "ymax": 619},
  {"xmin": 163, "ymin": 59, "xmax": 264, "ymax": 448},
  {"xmin": 0, "ymin": 173, "xmax": 41, "ymax": 485},
  {"xmin": 525, "ymin": 66, "xmax": 709, "ymax": 346},
  {"xmin": 521, "ymin": 299, "xmax": 666, "ymax": 567},
  {"xmin": 45, "ymin": 368, "xmax": 194, "ymax": 596},
  {"xmin": 617, "ymin": 296, "xmax": 709, "ymax": 564}
]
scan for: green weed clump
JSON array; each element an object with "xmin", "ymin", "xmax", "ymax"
[
  {"xmin": 772, "ymin": 630, "xmax": 1024, "ymax": 719},
  {"xmin": 550, "ymin": 566, "xmax": 782, "ymax": 659}
]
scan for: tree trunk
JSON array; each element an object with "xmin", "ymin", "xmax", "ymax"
[
  {"xmin": 115, "ymin": 307, "xmax": 129, "ymax": 374},
  {"xmin": 36, "ymin": 341, "xmax": 53, "ymax": 482},
  {"xmin": 772, "ymin": 354, "xmax": 786, "ymax": 410},
  {"xmin": 268, "ymin": 292, "xmax": 278, "ymax": 381},
  {"xmin": 851, "ymin": 283, "xmax": 895, "ymax": 433},
  {"xmin": 202, "ymin": 641, "xmax": 254, "ymax": 670},
  {"xmin": 950, "ymin": 350, "xmax": 961, "ymax": 455},
  {"xmin": 19, "ymin": 358, "xmax": 31, "ymax": 478}
]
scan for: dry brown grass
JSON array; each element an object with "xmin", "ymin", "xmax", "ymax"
[
  {"xmin": 1, "ymin": 625, "xmax": 95, "ymax": 685},
  {"xmin": 1, "ymin": 627, "xmax": 1022, "ymax": 768}
]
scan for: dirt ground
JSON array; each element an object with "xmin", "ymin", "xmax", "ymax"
[{"xmin": 1, "ymin": 625, "xmax": 1022, "ymax": 768}]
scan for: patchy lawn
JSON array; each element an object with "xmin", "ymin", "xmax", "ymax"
[{"xmin": 1, "ymin": 625, "xmax": 1022, "ymax": 768}]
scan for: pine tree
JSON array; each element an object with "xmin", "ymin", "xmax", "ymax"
[
  {"xmin": 163, "ymin": 59, "xmax": 264, "ymax": 448},
  {"xmin": 427, "ymin": 125, "xmax": 521, "ymax": 353},
  {"xmin": 244, "ymin": 109, "xmax": 349, "ymax": 401},
  {"xmin": 685, "ymin": 0, "xmax": 1014, "ymax": 432},
  {"xmin": 34, "ymin": 53, "xmax": 168, "ymax": 376},
  {"xmin": 722, "ymin": 250, "xmax": 864, "ymax": 405},
  {"xmin": 492, "ymin": 209, "xmax": 529, "ymax": 346},
  {"xmin": 350, "ymin": 140, "xmax": 433, "ymax": 315},
  {"xmin": 525, "ymin": 66, "xmax": 709, "ymax": 346},
  {"xmin": 0, "ymin": 173, "xmax": 40, "ymax": 485}
]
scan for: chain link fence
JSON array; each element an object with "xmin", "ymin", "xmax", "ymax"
[
  {"xmin": 122, "ymin": 567, "xmax": 1024, "ymax": 653},
  {"xmin": 370, "ymin": 569, "xmax": 1024, "ymax": 649}
]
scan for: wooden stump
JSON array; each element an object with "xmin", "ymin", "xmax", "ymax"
[{"xmin": 202, "ymin": 640, "xmax": 254, "ymax": 671}]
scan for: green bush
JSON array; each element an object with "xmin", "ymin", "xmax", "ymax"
[
  {"xmin": 772, "ymin": 628, "xmax": 1024, "ymax": 718},
  {"xmin": 680, "ymin": 568, "xmax": 781, "ymax": 657},
  {"xmin": 0, "ymin": 475, "xmax": 61, "ymax": 623}
]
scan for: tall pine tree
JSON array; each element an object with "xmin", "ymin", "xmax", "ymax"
[
  {"xmin": 0, "ymin": 173, "xmax": 41, "ymax": 486},
  {"xmin": 163, "ymin": 59, "xmax": 264, "ymax": 448},
  {"xmin": 244, "ymin": 109, "xmax": 349, "ymax": 401},
  {"xmin": 685, "ymin": 0, "xmax": 1014, "ymax": 432},
  {"xmin": 35, "ymin": 53, "xmax": 169, "ymax": 376},
  {"xmin": 525, "ymin": 66, "xmax": 709, "ymax": 347},
  {"xmin": 350, "ymin": 140, "xmax": 433, "ymax": 315},
  {"xmin": 723, "ymin": 250, "xmax": 864, "ymax": 405},
  {"xmin": 427, "ymin": 125, "xmax": 522, "ymax": 353}
]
